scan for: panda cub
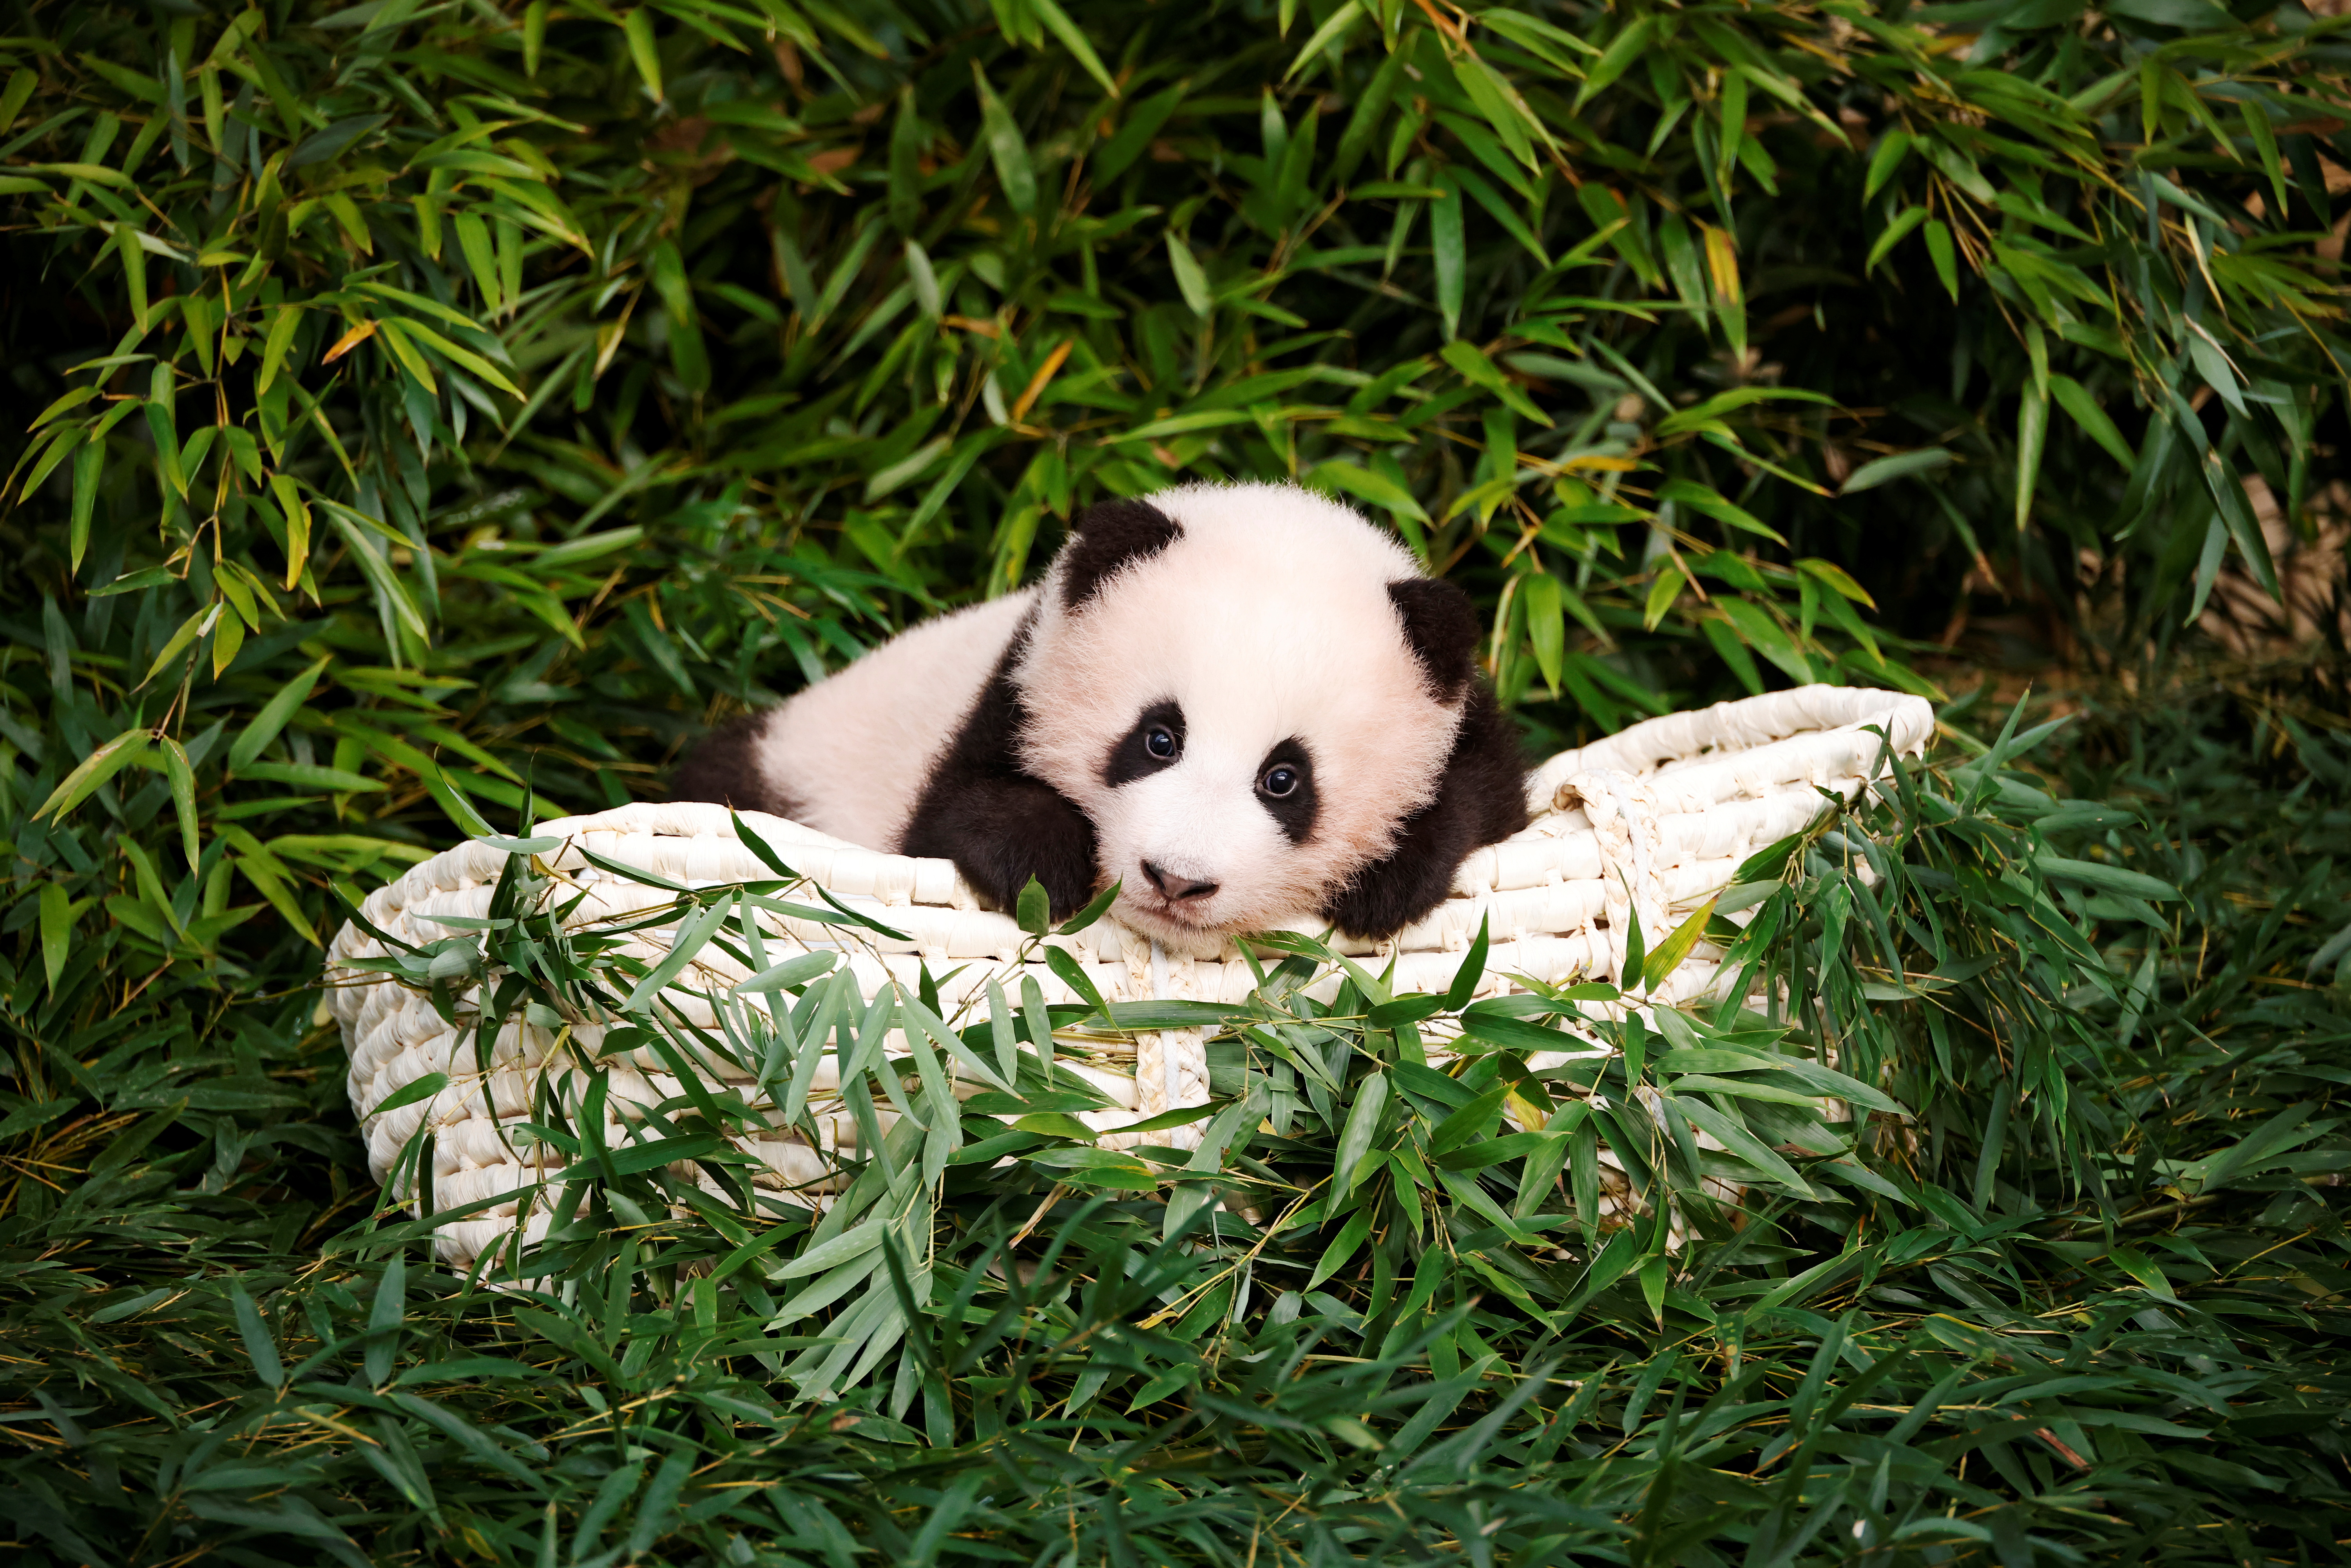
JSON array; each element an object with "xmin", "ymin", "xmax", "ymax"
[{"xmin": 671, "ymin": 482, "xmax": 1530, "ymax": 952}]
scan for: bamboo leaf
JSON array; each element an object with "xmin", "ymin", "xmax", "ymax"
[
  {"xmin": 1284, "ymin": 0, "xmax": 1361, "ymax": 79},
  {"xmin": 67, "ymin": 436, "xmax": 104, "ymax": 572},
  {"xmin": 1026, "ymin": 0, "xmax": 1116, "ymax": 95},
  {"xmin": 2016, "ymin": 384, "xmax": 2048, "ymax": 531},
  {"xmin": 374, "ymin": 1071, "xmax": 450, "ymax": 1117},
  {"xmin": 1165, "ymin": 230, "xmax": 1214, "ymax": 317},
  {"xmin": 39, "ymin": 884, "xmax": 76, "ymax": 992},
  {"xmin": 973, "ymin": 62, "xmax": 1036, "ymax": 214},
  {"xmin": 1576, "ymin": 14, "xmax": 1654, "ymax": 109},
  {"xmin": 1866, "ymin": 126, "xmax": 1912, "ymax": 200},
  {"xmin": 1924, "ymin": 218, "xmax": 1959, "ymax": 299},
  {"xmin": 1016, "ymin": 876, "xmax": 1051, "ymax": 936},
  {"xmin": 1841, "ymin": 448, "xmax": 1953, "ymax": 494},
  {"xmin": 734, "ymin": 950, "xmax": 838, "ymax": 995},
  {"xmin": 1439, "ymin": 338, "xmax": 1551, "ymax": 425},
  {"xmin": 1333, "ymin": 1070, "xmax": 1389, "ymax": 1202},
  {"xmin": 625, "ymin": 893, "xmax": 737, "ymax": 1012},
  {"xmin": 230, "ymin": 1286, "xmax": 286, "ymax": 1388},
  {"xmin": 1302, "ymin": 458, "xmax": 1430, "ymax": 522},
  {"xmin": 1865, "ymin": 206, "xmax": 1929, "ymax": 274},
  {"xmin": 1524, "ymin": 572, "xmax": 1564, "ymax": 691},
  {"xmin": 161, "ymin": 737, "xmax": 199, "ymax": 867},
  {"xmin": 1671, "ymin": 1094, "xmax": 1817, "ymax": 1196},
  {"xmin": 34, "ymin": 728, "xmax": 150, "ymax": 821},
  {"xmin": 2049, "ymin": 375, "xmax": 2135, "ymax": 469},
  {"xmin": 624, "ymin": 7, "xmax": 664, "ymax": 100},
  {"xmin": 1431, "ymin": 171, "xmax": 1465, "ymax": 340},
  {"xmin": 1643, "ymin": 564, "xmax": 1684, "ymax": 632}
]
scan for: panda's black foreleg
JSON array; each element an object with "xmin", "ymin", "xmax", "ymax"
[
  {"xmin": 902, "ymin": 772, "xmax": 1100, "ymax": 920},
  {"xmin": 898, "ymin": 617, "xmax": 1101, "ymax": 920}
]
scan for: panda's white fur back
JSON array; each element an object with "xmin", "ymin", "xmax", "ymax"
[{"xmin": 748, "ymin": 589, "xmax": 1032, "ymax": 852}]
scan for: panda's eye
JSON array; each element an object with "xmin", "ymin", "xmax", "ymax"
[
  {"xmin": 1146, "ymin": 726, "xmax": 1179, "ymax": 760},
  {"xmin": 1260, "ymin": 765, "xmax": 1299, "ymax": 798}
]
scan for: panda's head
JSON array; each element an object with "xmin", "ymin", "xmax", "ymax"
[{"xmin": 1013, "ymin": 482, "xmax": 1485, "ymax": 951}]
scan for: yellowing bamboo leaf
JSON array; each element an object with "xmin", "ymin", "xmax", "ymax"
[
  {"xmin": 1795, "ymin": 558, "xmax": 1878, "ymax": 608},
  {"xmin": 270, "ymin": 473, "xmax": 313, "ymax": 591},
  {"xmin": 1641, "ymin": 895, "xmax": 1719, "ymax": 992},
  {"xmin": 322, "ymin": 319, "xmax": 378, "ymax": 364},
  {"xmin": 1701, "ymin": 223, "xmax": 1741, "ymax": 306},
  {"xmin": 1011, "ymin": 339, "xmax": 1072, "ymax": 423}
]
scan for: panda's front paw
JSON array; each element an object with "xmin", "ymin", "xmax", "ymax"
[
  {"xmin": 1025, "ymin": 850, "xmax": 1101, "ymax": 925},
  {"xmin": 905, "ymin": 774, "xmax": 1099, "ymax": 921},
  {"xmin": 978, "ymin": 785, "xmax": 1100, "ymax": 921}
]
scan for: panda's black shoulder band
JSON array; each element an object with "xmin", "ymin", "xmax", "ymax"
[{"xmin": 669, "ymin": 710, "xmax": 798, "ymax": 819}]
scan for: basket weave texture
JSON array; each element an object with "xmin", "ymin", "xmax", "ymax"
[{"xmin": 330, "ymin": 684, "xmax": 1931, "ymax": 1266}]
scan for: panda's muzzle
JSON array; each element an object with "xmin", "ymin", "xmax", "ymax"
[{"xmin": 1140, "ymin": 860, "xmax": 1219, "ymax": 904}]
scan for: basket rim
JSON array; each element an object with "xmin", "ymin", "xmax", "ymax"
[{"xmin": 328, "ymin": 683, "xmax": 1932, "ymax": 971}]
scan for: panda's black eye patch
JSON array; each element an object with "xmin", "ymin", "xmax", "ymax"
[
  {"xmin": 1105, "ymin": 701, "xmax": 1185, "ymax": 786},
  {"xmin": 1256, "ymin": 739, "xmax": 1317, "ymax": 844}
]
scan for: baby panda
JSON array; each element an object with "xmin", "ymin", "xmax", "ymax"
[{"xmin": 670, "ymin": 482, "xmax": 1529, "ymax": 951}]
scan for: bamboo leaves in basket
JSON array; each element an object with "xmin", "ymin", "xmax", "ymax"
[
  {"xmin": 346, "ymin": 788, "xmax": 1923, "ymax": 1401},
  {"xmin": 322, "ymin": 701, "xmax": 2226, "ymax": 1470}
]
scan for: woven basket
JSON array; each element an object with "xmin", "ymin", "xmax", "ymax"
[{"xmin": 330, "ymin": 684, "xmax": 1932, "ymax": 1266}]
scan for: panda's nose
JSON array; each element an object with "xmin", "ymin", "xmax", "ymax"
[{"xmin": 1141, "ymin": 860, "xmax": 1219, "ymax": 903}]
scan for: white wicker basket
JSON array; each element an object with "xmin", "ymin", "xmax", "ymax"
[{"xmin": 330, "ymin": 684, "xmax": 1931, "ymax": 1266}]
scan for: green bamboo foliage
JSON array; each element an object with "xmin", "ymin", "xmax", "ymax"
[
  {"xmin": 1, "ymin": 688, "xmax": 2347, "ymax": 1564},
  {"xmin": 2, "ymin": 1, "xmax": 2350, "ymax": 1561},
  {"xmin": 5, "ymin": 0, "xmax": 2346, "ymax": 849}
]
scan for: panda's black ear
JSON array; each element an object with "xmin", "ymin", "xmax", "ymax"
[
  {"xmin": 1061, "ymin": 498, "xmax": 1183, "ymax": 611},
  {"xmin": 1387, "ymin": 578, "xmax": 1481, "ymax": 703}
]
